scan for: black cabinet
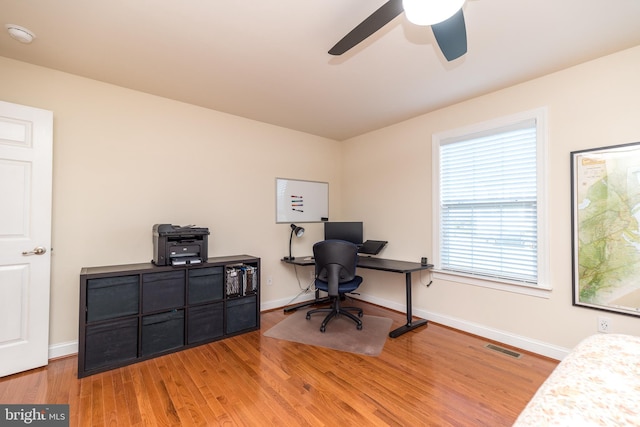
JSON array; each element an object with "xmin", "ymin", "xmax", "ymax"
[
  {"xmin": 188, "ymin": 267, "xmax": 224, "ymax": 304},
  {"xmin": 226, "ymin": 295, "xmax": 258, "ymax": 334},
  {"xmin": 141, "ymin": 310, "xmax": 185, "ymax": 356},
  {"xmin": 187, "ymin": 302, "xmax": 224, "ymax": 344},
  {"xmin": 78, "ymin": 255, "xmax": 260, "ymax": 378},
  {"xmin": 86, "ymin": 275, "xmax": 139, "ymax": 322},
  {"xmin": 142, "ymin": 270, "xmax": 185, "ymax": 313},
  {"xmin": 84, "ymin": 318, "xmax": 138, "ymax": 371}
]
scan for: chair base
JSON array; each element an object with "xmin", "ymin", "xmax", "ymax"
[{"xmin": 306, "ymin": 300, "xmax": 363, "ymax": 332}]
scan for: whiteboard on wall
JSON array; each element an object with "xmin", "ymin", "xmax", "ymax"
[{"xmin": 276, "ymin": 178, "xmax": 329, "ymax": 223}]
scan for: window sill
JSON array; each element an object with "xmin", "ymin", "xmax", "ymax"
[{"xmin": 432, "ymin": 269, "xmax": 552, "ymax": 298}]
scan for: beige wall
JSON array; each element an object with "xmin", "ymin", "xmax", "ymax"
[
  {"xmin": 342, "ymin": 45, "xmax": 640, "ymax": 356},
  {"xmin": 0, "ymin": 56, "xmax": 342, "ymax": 348},
  {"xmin": 2, "ymin": 46, "xmax": 639, "ymax": 358}
]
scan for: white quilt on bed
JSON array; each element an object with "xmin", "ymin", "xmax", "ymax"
[{"xmin": 513, "ymin": 333, "xmax": 640, "ymax": 426}]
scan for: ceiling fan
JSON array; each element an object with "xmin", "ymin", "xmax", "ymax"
[{"xmin": 329, "ymin": 0, "xmax": 467, "ymax": 61}]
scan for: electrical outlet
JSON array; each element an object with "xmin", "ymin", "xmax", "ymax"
[
  {"xmin": 598, "ymin": 316, "xmax": 611, "ymax": 333},
  {"xmin": 267, "ymin": 276, "xmax": 273, "ymax": 286}
]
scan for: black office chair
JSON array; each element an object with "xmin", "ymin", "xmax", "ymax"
[{"xmin": 306, "ymin": 239, "xmax": 364, "ymax": 332}]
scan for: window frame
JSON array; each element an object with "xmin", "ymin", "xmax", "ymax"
[{"xmin": 431, "ymin": 108, "xmax": 551, "ymax": 297}]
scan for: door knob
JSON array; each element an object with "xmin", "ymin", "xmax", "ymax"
[{"xmin": 22, "ymin": 246, "xmax": 47, "ymax": 256}]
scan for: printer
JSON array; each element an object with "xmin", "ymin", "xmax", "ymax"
[{"xmin": 152, "ymin": 224, "xmax": 210, "ymax": 266}]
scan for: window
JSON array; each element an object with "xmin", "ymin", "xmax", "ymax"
[{"xmin": 432, "ymin": 108, "xmax": 549, "ymax": 293}]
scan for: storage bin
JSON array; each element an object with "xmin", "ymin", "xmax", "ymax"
[
  {"xmin": 142, "ymin": 270, "xmax": 185, "ymax": 313},
  {"xmin": 141, "ymin": 310, "xmax": 184, "ymax": 356},
  {"xmin": 84, "ymin": 318, "xmax": 138, "ymax": 371},
  {"xmin": 225, "ymin": 266, "xmax": 243, "ymax": 297},
  {"xmin": 86, "ymin": 275, "xmax": 139, "ymax": 322},
  {"xmin": 243, "ymin": 265, "xmax": 258, "ymax": 295},
  {"xmin": 226, "ymin": 295, "xmax": 257, "ymax": 334},
  {"xmin": 188, "ymin": 267, "xmax": 224, "ymax": 304},
  {"xmin": 187, "ymin": 302, "xmax": 224, "ymax": 344}
]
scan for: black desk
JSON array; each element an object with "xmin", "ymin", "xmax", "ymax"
[{"xmin": 282, "ymin": 256, "xmax": 432, "ymax": 338}]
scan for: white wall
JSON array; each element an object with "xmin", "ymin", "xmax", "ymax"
[
  {"xmin": 0, "ymin": 56, "xmax": 341, "ymax": 351},
  {"xmin": 342, "ymin": 46, "xmax": 640, "ymax": 358}
]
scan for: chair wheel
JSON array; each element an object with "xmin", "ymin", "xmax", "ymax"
[
  {"xmin": 357, "ymin": 324, "xmax": 363, "ymax": 330},
  {"xmin": 306, "ymin": 314, "xmax": 311, "ymax": 320},
  {"xmin": 320, "ymin": 326, "xmax": 326, "ymax": 333}
]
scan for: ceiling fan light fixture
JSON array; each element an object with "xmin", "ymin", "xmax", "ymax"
[
  {"xmin": 402, "ymin": 0, "xmax": 466, "ymax": 26},
  {"xmin": 5, "ymin": 24, "xmax": 36, "ymax": 43}
]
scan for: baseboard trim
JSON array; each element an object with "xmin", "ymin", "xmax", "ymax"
[
  {"xmin": 55, "ymin": 293, "xmax": 570, "ymax": 362},
  {"xmin": 354, "ymin": 293, "xmax": 570, "ymax": 361},
  {"xmin": 260, "ymin": 293, "xmax": 316, "ymax": 312},
  {"xmin": 49, "ymin": 340, "xmax": 78, "ymax": 360}
]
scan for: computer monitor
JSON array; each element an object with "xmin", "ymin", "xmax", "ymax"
[{"xmin": 324, "ymin": 221, "xmax": 363, "ymax": 245}]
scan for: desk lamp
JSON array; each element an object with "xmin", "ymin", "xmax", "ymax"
[{"xmin": 284, "ymin": 224, "xmax": 305, "ymax": 260}]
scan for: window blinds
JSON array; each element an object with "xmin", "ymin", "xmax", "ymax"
[{"xmin": 439, "ymin": 120, "xmax": 538, "ymax": 283}]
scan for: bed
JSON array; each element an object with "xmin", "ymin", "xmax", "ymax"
[{"xmin": 514, "ymin": 333, "xmax": 640, "ymax": 426}]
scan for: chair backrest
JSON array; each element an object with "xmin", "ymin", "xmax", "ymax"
[{"xmin": 313, "ymin": 239, "xmax": 359, "ymax": 296}]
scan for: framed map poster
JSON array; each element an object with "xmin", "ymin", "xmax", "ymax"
[{"xmin": 571, "ymin": 141, "xmax": 640, "ymax": 316}]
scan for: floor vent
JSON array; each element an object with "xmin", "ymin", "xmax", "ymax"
[{"xmin": 484, "ymin": 343, "xmax": 522, "ymax": 359}]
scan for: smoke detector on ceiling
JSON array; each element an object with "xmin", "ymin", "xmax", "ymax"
[{"xmin": 5, "ymin": 24, "xmax": 36, "ymax": 44}]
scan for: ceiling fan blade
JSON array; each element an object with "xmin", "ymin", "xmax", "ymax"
[
  {"xmin": 431, "ymin": 9, "xmax": 467, "ymax": 61},
  {"xmin": 329, "ymin": 0, "xmax": 404, "ymax": 55}
]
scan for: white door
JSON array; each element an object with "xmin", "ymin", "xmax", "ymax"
[{"xmin": 0, "ymin": 100, "xmax": 53, "ymax": 377}]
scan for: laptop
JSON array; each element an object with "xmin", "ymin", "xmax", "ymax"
[{"xmin": 358, "ymin": 240, "xmax": 388, "ymax": 255}]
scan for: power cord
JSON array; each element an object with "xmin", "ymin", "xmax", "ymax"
[
  {"xmin": 283, "ymin": 265, "xmax": 316, "ymax": 306},
  {"xmin": 420, "ymin": 269, "xmax": 433, "ymax": 287}
]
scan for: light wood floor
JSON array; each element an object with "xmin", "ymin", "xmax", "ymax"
[{"xmin": 0, "ymin": 301, "xmax": 558, "ymax": 426}]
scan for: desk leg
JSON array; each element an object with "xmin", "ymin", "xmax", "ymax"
[{"xmin": 389, "ymin": 272, "xmax": 428, "ymax": 338}]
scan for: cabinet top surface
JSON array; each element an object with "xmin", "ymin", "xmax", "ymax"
[{"xmin": 81, "ymin": 255, "xmax": 260, "ymax": 276}]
